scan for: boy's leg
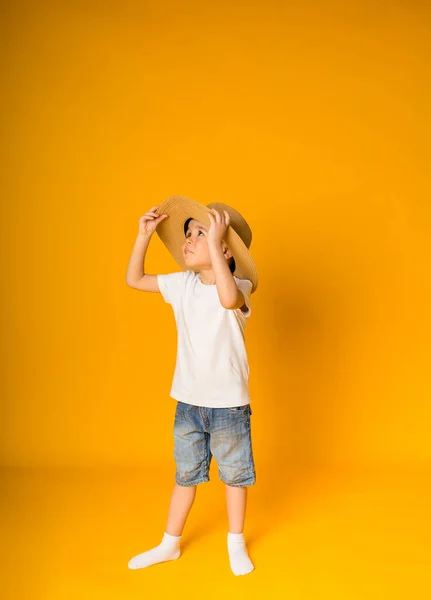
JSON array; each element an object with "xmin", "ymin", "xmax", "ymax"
[
  {"xmin": 165, "ymin": 482, "xmax": 197, "ymax": 536},
  {"xmin": 208, "ymin": 404, "xmax": 256, "ymax": 576},
  {"xmin": 225, "ymin": 484, "xmax": 254, "ymax": 576},
  {"xmin": 128, "ymin": 482, "xmax": 197, "ymax": 570},
  {"xmin": 128, "ymin": 402, "xmax": 210, "ymax": 570},
  {"xmin": 226, "ymin": 484, "xmax": 247, "ymax": 533}
]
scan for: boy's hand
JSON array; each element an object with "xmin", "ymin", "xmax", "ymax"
[
  {"xmin": 207, "ymin": 208, "xmax": 230, "ymax": 247},
  {"xmin": 138, "ymin": 206, "xmax": 168, "ymax": 236}
]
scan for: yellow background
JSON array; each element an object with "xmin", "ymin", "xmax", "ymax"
[{"xmin": 1, "ymin": 1, "xmax": 430, "ymax": 598}]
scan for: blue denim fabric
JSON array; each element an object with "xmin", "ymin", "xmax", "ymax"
[{"xmin": 173, "ymin": 401, "xmax": 256, "ymax": 487}]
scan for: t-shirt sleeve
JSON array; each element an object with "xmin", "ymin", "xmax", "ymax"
[
  {"xmin": 157, "ymin": 271, "xmax": 186, "ymax": 305},
  {"xmin": 235, "ymin": 279, "xmax": 253, "ymax": 318}
]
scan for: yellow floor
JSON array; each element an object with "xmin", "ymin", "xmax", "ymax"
[{"xmin": 1, "ymin": 464, "xmax": 430, "ymax": 599}]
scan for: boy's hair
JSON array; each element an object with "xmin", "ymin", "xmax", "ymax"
[{"xmin": 184, "ymin": 217, "xmax": 236, "ymax": 274}]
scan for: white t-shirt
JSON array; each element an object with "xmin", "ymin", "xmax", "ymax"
[{"xmin": 157, "ymin": 269, "xmax": 253, "ymax": 408}]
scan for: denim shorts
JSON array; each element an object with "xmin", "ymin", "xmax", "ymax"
[{"xmin": 173, "ymin": 401, "xmax": 256, "ymax": 487}]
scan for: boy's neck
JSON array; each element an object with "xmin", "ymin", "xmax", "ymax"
[{"xmin": 198, "ymin": 269, "xmax": 216, "ymax": 285}]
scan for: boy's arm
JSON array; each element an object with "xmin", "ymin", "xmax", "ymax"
[
  {"xmin": 228, "ymin": 291, "xmax": 247, "ymax": 311},
  {"xmin": 208, "ymin": 241, "xmax": 250, "ymax": 312},
  {"xmin": 126, "ymin": 232, "xmax": 160, "ymax": 293}
]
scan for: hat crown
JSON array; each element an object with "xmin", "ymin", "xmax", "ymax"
[{"xmin": 206, "ymin": 202, "xmax": 252, "ymax": 249}]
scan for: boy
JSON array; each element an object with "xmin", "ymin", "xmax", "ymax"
[{"xmin": 125, "ymin": 196, "xmax": 258, "ymax": 576}]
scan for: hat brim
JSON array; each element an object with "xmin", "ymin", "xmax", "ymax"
[{"xmin": 155, "ymin": 196, "xmax": 258, "ymax": 293}]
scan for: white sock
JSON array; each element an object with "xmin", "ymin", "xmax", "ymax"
[
  {"xmin": 128, "ymin": 532, "xmax": 182, "ymax": 570},
  {"xmin": 227, "ymin": 532, "xmax": 254, "ymax": 576}
]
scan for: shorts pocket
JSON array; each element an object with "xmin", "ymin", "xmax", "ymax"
[{"xmin": 228, "ymin": 405, "xmax": 251, "ymax": 414}]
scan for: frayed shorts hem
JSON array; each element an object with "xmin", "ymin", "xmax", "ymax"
[
  {"xmin": 219, "ymin": 477, "xmax": 256, "ymax": 488},
  {"xmin": 175, "ymin": 476, "xmax": 210, "ymax": 487}
]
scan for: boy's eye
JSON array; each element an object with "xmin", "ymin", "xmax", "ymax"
[{"xmin": 186, "ymin": 230, "xmax": 204, "ymax": 237}]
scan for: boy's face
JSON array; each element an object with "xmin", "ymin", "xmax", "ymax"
[{"xmin": 182, "ymin": 218, "xmax": 232, "ymax": 268}]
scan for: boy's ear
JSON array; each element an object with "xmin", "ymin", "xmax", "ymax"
[{"xmin": 222, "ymin": 244, "xmax": 233, "ymax": 259}]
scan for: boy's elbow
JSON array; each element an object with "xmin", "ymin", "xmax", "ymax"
[
  {"xmin": 221, "ymin": 291, "xmax": 246, "ymax": 310},
  {"xmin": 221, "ymin": 301, "xmax": 238, "ymax": 310},
  {"xmin": 126, "ymin": 277, "xmax": 139, "ymax": 288}
]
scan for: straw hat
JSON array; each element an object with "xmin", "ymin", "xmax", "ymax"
[{"xmin": 155, "ymin": 195, "xmax": 258, "ymax": 293}]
